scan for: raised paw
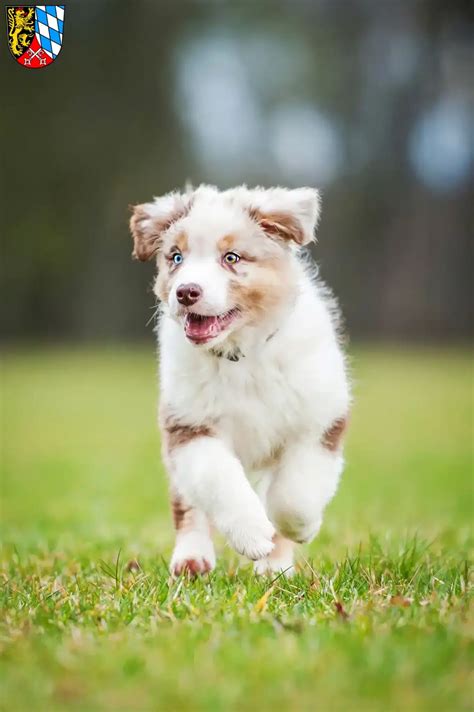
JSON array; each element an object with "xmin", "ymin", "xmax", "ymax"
[{"xmin": 223, "ymin": 515, "xmax": 276, "ymax": 561}]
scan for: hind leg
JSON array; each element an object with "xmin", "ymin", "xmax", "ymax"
[
  {"xmin": 252, "ymin": 470, "xmax": 295, "ymax": 576},
  {"xmin": 266, "ymin": 439, "xmax": 344, "ymax": 545},
  {"xmin": 254, "ymin": 533, "xmax": 295, "ymax": 576}
]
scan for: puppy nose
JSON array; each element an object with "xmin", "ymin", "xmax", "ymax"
[{"xmin": 176, "ymin": 283, "xmax": 202, "ymax": 307}]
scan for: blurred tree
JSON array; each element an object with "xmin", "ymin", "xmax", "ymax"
[{"xmin": 1, "ymin": 0, "xmax": 472, "ymax": 342}]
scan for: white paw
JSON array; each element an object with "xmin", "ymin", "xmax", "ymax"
[
  {"xmin": 275, "ymin": 514, "xmax": 322, "ymax": 544},
  {"xmin": 170, "ymin": 532, "xmax": 216, "ymax": 577},
  {"xmin": 254, "ymin": 557, "xmax": 295, "ymax": 577},
  {"xmin": 221, "ymin": 514, "xmax": 276, "ymax": 561}
]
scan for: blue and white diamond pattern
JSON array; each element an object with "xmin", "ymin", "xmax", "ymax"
[{"xmin": 35, "ymin": 6, "xmax": 64, "ymax": 59}]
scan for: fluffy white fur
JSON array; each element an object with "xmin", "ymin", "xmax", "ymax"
[{"xmin": 130, "ymin": 184, "xmax": 350, "ymax": 576}]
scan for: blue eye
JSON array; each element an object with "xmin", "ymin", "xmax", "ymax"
[
  {"xmin": 172, "ymin": 252, "xmax": 183, "ymax": 265},
  {"xmin": 223, "ymin": 252, "xmax": 240, "ymax": 265}
]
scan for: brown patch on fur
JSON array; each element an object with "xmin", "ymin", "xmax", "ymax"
[
  {"xmin": 217, "ymin": 234, "xmax": 236, "ymax": 252},
  {"xmin": 230, "ymin": 281, "xmax": 266, "ymax": 312},
  {"xmin": 160, "ymin": 408, "xmax": 214, "ymax": 455},
  {"xmin": 169, "ymin": 490, "xmax": 213, "ymax": 577},
  {"xmin": 153, "ymin": 233, "xmax": 189, "ymax": 302},
  {"xmin": 321, "ymin": 417, "xmax": 348, "ymax": 452},
  {"xmin": 171, "ymin": 494, "xmax": 193, "ymax": 531},
  {"xmin": 129, "ymin": 201, "xmax": 192, "ymax": 262},
  {"xmin": 249, "ymin": 207, "xmax": 305, "ymax": 245},
  {"xmin": 229, "ymin": 257, "xmax": 293, "ymax": 324},
  {"xmin": 129, "ymin": 205, "xmax": 160, "ymax": 262},
  {"xmin": 165, "ymin": 422, "xmax": 214, "ymax": 451},
  {"xmin": 174, "ymin": 231, "xmax": 188, "ymax": 253}
]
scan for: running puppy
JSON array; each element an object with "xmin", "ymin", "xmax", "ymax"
[{"xmin": 130, "ymin": 185, "xmax": 350, "ymax": 576}]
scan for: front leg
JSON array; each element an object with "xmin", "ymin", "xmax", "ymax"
[
  {"xmin": 169, "ymin": 494, "xmax": 216, "ymax": 576},
  {"xmin": 165, "ymin": 432, "xmax": 275, "ymax": 561}
]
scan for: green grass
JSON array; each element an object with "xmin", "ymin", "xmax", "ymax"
[{"xmin": 1, "ymin": 346, "xmax": 472, "ymax": 711}]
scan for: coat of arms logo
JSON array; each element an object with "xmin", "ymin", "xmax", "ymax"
[{"xmin": 6, "ymin": 5, "xmax": 64, "ymax": 68}]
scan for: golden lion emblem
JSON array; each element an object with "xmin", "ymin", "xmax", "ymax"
[{"xmin": 7, "ymin": 6, "xmax": 35, "ymax": 57}]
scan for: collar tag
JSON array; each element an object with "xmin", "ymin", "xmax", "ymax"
[
  {"xmin": 211, "ymin": 346, "xmax": 244, "ymax": 362},
  {"xmin": 210, "ymin": 329, "xmax": 278, "ymax": 362}
]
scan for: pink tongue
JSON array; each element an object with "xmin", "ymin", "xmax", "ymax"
[{"xmin": 185, "ymin": 315, "xmax": 220, "ymax": 341}]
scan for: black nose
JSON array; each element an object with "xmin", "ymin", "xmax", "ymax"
[{"xmin": 176, "ymin": 283, "xmax": 202, "ymax": 307}]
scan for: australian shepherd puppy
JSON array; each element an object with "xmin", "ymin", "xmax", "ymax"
[{"xmin": 130, "ymin": 185, "xmax": 350, "ymax": 576}]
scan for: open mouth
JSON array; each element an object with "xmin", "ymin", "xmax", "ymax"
[{"xmin": 184, "ymin": 309, "xmax": 239, "ymax": 344}]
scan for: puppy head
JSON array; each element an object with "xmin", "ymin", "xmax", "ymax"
[{"xmin": 130, "ymin": 185, "xmax": 321, "ymax": 349}]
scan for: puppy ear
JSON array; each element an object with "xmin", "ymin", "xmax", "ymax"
[
  {"xmin": 129, "ymin": 191, "xmax": 192, "ymax": 262},
  {"xmin": 248, "ymin": 187, "xmax": 321, "ymax": 246}
]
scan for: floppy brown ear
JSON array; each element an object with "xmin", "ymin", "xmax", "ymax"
[
  {"xmin": 248, "ymin": 187, "xmax": 321, "ymax": 246},
  {"xmin": 129, "ymin": 191, "xmax": 192, "ymax": 262},
  {"xmin": 250, "ymin": 209, "xmax": 308, "ymax": 245}
]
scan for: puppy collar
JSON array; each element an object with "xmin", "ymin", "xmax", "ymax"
[
  {"xmin": 210, "ymin": 329, "xmax": 278, "ymax": 363},
  {"xmin": 211, "ymin": 346, "xmax": 244, "ymax": 362}
]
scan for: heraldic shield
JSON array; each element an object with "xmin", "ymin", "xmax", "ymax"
[{"xmin": 6, "ymin": 5, "xmax": 64, "ymax": 68}]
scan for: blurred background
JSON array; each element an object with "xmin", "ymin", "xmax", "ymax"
[
  {"xmin": 2, "ymin": 0, "xmax": 473, "ymax": 344},
  {"xmin": 1, "ymin": 5, "xmax": 472, "ymax": 708}
]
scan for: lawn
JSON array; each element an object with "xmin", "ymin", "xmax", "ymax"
[{"xmin": 1, "ymin": 346, "xmax": 472, "ymax": 711}]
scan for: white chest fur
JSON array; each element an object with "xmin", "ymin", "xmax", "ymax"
[{"xmin": 159, "ymin": 276, "xmax": 349, "ymax": 473}]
